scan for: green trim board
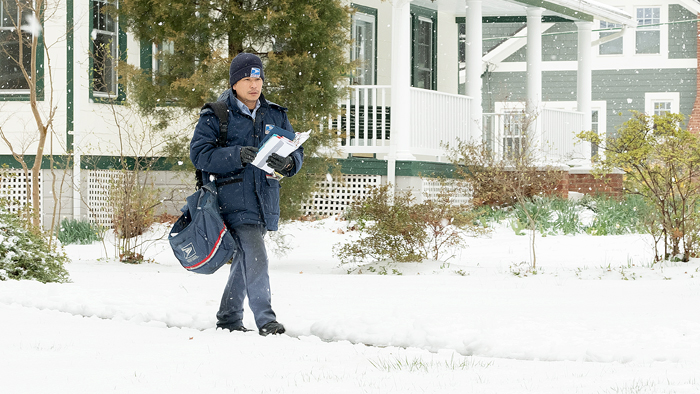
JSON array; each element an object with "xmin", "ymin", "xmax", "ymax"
[
  {"xmin": 350, "ymin": 3, "xmax": 378, "ymax": 85},
  {"xmin": 1, "ymin": 153, "xmax": 463, "ymax": 179},
  {"xmin": 338, "ymin": 158, "xmax": 461, "ymax": 178},
  {"xmin": 0, "ymin": 154, "xmax": 184, "ymax": 171},
  {"xmin": 456, "ymin": 16, "xmax": 572, "ymax": 24},
  {"xmin": 0, "ymin": 154, "xmax": 71, "ymax": 169},
  {"xmin": 67, "ymin": 0, "xmax": 74, "ymax": 150},
  {"xmin": 410, "ymin": 5, "xmax": 438, "ymax": 91}
]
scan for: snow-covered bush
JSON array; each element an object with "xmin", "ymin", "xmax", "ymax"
[{"xmin": 0, "ymin": 205, "xmax": 70, "ymax": 283}]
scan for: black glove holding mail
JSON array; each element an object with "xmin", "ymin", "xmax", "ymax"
[
  {"xmin": 266, "ymin": 153, "xmax": 294, "ymax": 172},
  {"xmin": 240, "ymin": 146, "xmax": 259, "ymax": 165}
]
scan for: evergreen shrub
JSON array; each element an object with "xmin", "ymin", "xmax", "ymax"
[{"xmin": 0, "ymin": 204, "xmax": 70, "ymax": 283}]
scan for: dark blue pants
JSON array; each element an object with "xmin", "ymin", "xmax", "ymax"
[{"xmin": 216, "ymin": 223, "xmax": 276, "ymax": 330}]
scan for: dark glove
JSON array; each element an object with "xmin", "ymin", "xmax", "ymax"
[
  {"xmin": 266, "ymin": 153, "xmax": 294, "ymax": 172},
  {"xmin": 240, "ymin": 146, "xmax": 259, "ymax": 165}
]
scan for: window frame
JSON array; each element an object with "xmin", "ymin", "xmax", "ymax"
[
  {"xmin": 410, "ymin": 5, "xmax": 437, "ymax": 91},
  {"xmin": 598, "ymin": 20, "xmax": 623, "ymax": 55},
  {"xmin": 89, "ymin": 0, "xmax": 126, "ymax": 103},
  {"xmin": 350, "ymin": 4, "xmax": 377, "ymax": 86},
  {"xmin": 645, "ymin": 92, "xmax": 679, "ymax": 116},
  {"xmin": 635, "ymin": 6, "xmax": 661, "ymax": 55},
  {"xmin": 0, "ymin": 0, "xmax": 44, "ymax": 101}
]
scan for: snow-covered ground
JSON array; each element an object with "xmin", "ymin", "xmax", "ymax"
[{"xmin": 1, "ymin": 217, "xmax": 699, "ymax": 393}]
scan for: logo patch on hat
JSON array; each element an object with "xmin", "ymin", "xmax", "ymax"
[{"xmin": 250, "ymin": 67, "xmax": 261, "ymax": 78}]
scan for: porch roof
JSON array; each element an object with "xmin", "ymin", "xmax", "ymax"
[{"xmin": 422, "ymin": 0, "xmax": 635, "ymax": 27}]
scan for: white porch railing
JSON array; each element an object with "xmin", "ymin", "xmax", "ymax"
[
  {"xmin": 483, "ymin": 108, "xmax": 586, "ymax": 161},
  {"xmin": 323, "ymin": 85, "xmax": 392, "ymax": 156},
  {"xmin": 325, "ymin": 87, "xmax": 584, "ymax": 162},
  {"xmin": 410, "ymin": 87, "xmax": 471, "ymax": 157},
  {"xmin": 540, "ymin": 108, "xmax": 586, "ymax": 161},
  {"xmin": 324, "ymin": 86, "xmax": 472, "ymax": 159}
]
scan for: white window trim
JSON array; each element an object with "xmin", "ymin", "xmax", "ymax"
[
  {"xmin": 91, "ymin": 0, "xmax": 119, "ymax": 98},
  {"xmin": 645, "ymin": 92, "xmax": 680, "ymax": 116},
  {"xmin": 0, "ymin": 0, "xmax": 36, "ymax": 94},
  {"xmin": 351, "ymin": 10, "xmax": 376, "ymax": 86},
  {"xmin": 598, "ymin": 17, "xmax": 623, "ymax": 56},
  {"xmin": 634, "ymin": 6, "xmax": 667, "ymax": 57}
]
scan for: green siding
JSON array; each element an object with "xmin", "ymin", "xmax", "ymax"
[
  {"xmin": 509, "ymin": 0, "xmax": 593, "ymax": 22},
  {"xmin": 485, "ymin": 68, "xmax": 697, "ymax": 137},
  {"xmin": 505, "ymin": 45, "xmax": 527, "ymax": 63},
  {"xmin": 668, "ymin": 4, "xmax": 697, "ymax": 60},
  {"xmin": 483, "ymin": 22, "xmax": 525, "ymax": 55},
  {"xmin": 542, "ymin": 22, "xmax": 577, "ymax": 62}
]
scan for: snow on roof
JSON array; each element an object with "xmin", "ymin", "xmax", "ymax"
[{"xmin": 553, "ymin": 0, "xmax": 635, "ymax": 26}]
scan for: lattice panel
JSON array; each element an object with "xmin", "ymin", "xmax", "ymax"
[
  {"xmin": 302, "ymin": 174, "xmax": 381, "ymax": 217},
  {"xmin": 0, "ymin": 169, "xmax": 42, "ymax": 215},
  {"xmin": 87, "ymin": 170, "xmax": 126, "ymax": 227},
  {"xmin": 422, "ymin": 178, "xmax": 472, "ymax": 205}
]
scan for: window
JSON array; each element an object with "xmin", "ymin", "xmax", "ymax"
[
  {"xmin": 599, "ymin": 20, "xmax": 623, "ymax": 55},
  {"xmin": 591, "ymin": 110, "xmax": 599, "ymax": 158},
  {"xmin": 91, "ymin": 0, "xmax": 118, "ymax": 96},
  {"xmin": 0, "ymin": 0, "xmax": 33, "ymax": 92},
  {"xmin": 350, "ymin": 6, "xmax": 376, "ymax": 85},
  {"xmin": 636, "ymin": 7, "xmax": 660, "ymax": 54},
  {"xmin": 411, "ymin": 6, "xmax": 436, "ymax": 90},
  {"xmin": 154, "ymin": 40, "xmax": 174, "ymax": 74},
  {"xmin": 645, "ymin": 92, "xmax": 679, "ymax": 116},
  {"xmin": 652, "ymin": 101, "xmax": 672, "ymax": 116},
  {"xmin": 503, "ymin": 110, "xmax": 527, "ymax": 159},
  {"xmin": 458, "ymin": 22, "xmax": 465, "ymax": 94}
]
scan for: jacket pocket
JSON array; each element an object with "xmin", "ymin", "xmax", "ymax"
[
  {"xmin": 217, "ymin": 177, "xmax": 246, "ymax": 214},
  {"xmin": 262, "ymin": 178, "xmax": 281, "ymax": 216}
]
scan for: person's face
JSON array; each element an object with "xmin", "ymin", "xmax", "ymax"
[{"xmin": 233, "ymin": 77, "xmax": 263, "ymax": 109}]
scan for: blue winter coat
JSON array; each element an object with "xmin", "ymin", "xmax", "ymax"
[{"xmin": 189, "ymin": 89, "xmax": 304, "ymax": 231}]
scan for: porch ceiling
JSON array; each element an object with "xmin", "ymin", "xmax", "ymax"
[{"xmin": 423, "ymin": 0, "xmax": 635, "ymax": 26}]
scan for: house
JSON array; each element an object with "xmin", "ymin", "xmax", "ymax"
[
  {"xmin": 0, "ymin": 0, "xmax": 697, "ymax": 226},
  {"xmin": 308, "ymin": 0, "xmax": 699, "ymax": 216}
]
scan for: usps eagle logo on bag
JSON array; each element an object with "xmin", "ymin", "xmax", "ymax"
[
  {"xmin": 181, "ymin": 243, "xmax": 198, "ymax": 262},
  {"xmin": 250, "ymin": 67, "xmax": 261, "ymax": 78}
]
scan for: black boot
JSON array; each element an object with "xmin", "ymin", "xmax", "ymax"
[
  {"xmin": 217, "ymin": 323, "xmax": 252, "ymax": 332},
  {"xmin": 259, "ymin": 321, "xmax": 285, "ymax": 336}
]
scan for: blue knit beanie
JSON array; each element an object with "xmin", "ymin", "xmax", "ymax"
[{"xmin": 229, "ymin": 53, "xmax": 264, "ymax": 87}]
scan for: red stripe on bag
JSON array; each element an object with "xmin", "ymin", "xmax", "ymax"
[{"xmin": 184, "ymin": 227, "xmax": 228, "ymax": 270}]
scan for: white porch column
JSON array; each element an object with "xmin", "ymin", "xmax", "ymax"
[
  {"xmin": 576, "ymin": 21, "xmax": 593, "ymax": 162},
  {"xmin": 526, "ymin": 7, "xmax": 544, "ymax": 150},
  {"xmin": 465, "ymin": 0, "xmax": 483, "ymax": 142},
  {"xmin": 388, "ymin": 0, "xmax": 414, "ymax": 188}
]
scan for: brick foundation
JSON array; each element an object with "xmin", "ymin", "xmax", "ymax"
[{"xmin": 566, "ymin": 172, "xmax": 623, "ymax": 198}]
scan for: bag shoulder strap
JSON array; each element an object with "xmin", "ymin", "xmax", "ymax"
[{"xmin": 197, "ymin": 101, "xmax": 229, "ymax": 189}]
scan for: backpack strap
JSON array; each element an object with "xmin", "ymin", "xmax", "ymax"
[
  {"xmin": 196, "ymin": 101, "xmax": 230, "ymax": 189},
  {"xmin": 201, "ymin": 101, "xmax": 229, "ymax": 147}
]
